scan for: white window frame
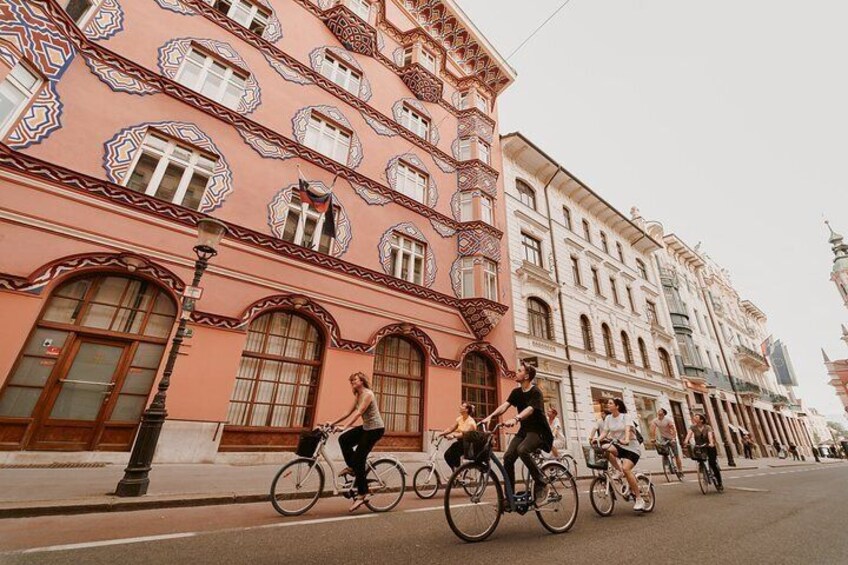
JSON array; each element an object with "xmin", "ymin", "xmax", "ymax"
[
  {"xmin": 0, "ymin": 62, "xmax": 41, "ymax": 137},
  {"xmin": 480, "ymin": 194, "xmax": 494, "ymax": 225},
  {"xmin": 320, "ymin": 53, "xmax": 362, "ymax": 95},
  {"xmin": 398, "ymin": 105, "xmax": 430, "ymax": 139},
  {"xmin": 175, "ymin": 48, "xmax": 247, "ymax": 110},
  {"xmin": 62, "ymin": 0, "xmax": 101, "ymax": 26},
  {"xmin": 483, "ymin": 259, "xmax": 498, "ymax": 301},
  {"xmin": 207, "ymin": 0, "xmax": 269, "ymax": 35},
  {"xmin": 477, "ymin": 140, "xmax": 491, "ymax": 164},
  {"xmin": 281, "ymin": 193, "xmax": 334, "ymax": 254},
  {"xmin": 457, "ymin": 91, "xmax": 470, "ymax": 110},
  {"xmin": 459, "ymin": 257, "xmax": 475, "ymax": 298},
  {"xmin": 346, "ymin": 0, "xmax": 371, "ymax": 20},
  {"xmin": 123, "ymin": 132, "xmax": 216, "ymax": 210},
  {"xmin": 395, "ymin": 161, "xmax": 428, "ymax": 204},
  {"xmin": 458, "ymin": 138, "xmax": 473, "ymax": 161},
  {"xmin": 458, "ymin": 192, "xmax": 473, "ymax": 222},
  {"xmin": 304, "ymin": 113, "xmax": 352, "ymax": 163},
  {"xmin": 475, "ymin": 94, "xmax": 488, "ymax": 113},
  {"xmin": 419, "ymin": 48, "xmax": 437, "ymax": 73},
  {"xmin": 389, "ymin": 234, "xmax": 426, "ymax": 285}
]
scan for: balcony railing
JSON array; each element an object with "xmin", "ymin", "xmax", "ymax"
[
  {"xmin": 735, "ymin": 345, "xmax": 769, "ymax": 369},
  {"xmin": 769, "ymin": 393, "xmax": 790, "ymax": 406},
  {"xmin": 733, "ymin": 377, "xmax": 762, "ymax": 397},
  {"xmin": 706, "ymin": 369, "xmax": 734, "ymax": 393}
]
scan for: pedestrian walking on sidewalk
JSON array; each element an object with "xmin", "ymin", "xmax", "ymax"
[
  {"xmin": 788, "ymin": 443, "xmax": 800, "ymax": 461},
  {"xmin": 684, "ymin": 413, "xmax": 723, "ymax": 491},
  {"xmin": 742, "ymin": 434, "xmax": 754, "ymax": 459},
  {"xmin": 772, "ymin": 439, "xmax": 784, "ymax": 458},
  {"xmin": 548, "ymin": 407, "xmax": 567, "ymax": 458},
  {"xmin": 439, "ymin": 402, "xmax": 477, "ymax": 471},
  {"xmin": 329, "ymin": 372, "xmax": 386, "ymax": 512}
]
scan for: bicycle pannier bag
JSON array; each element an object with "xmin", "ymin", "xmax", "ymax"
[{"xmin": 296, "ymin": 429, "xmax": 322, "ymax": 457}]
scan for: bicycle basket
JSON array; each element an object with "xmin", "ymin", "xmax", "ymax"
[
  {"xmin": 585, "ymin": 445, "xmax": 609, "ymax": 470},
  {"xmin": 656, "ymin": 442, "xmax": 670, "ymax": 456},
  {"xmin": 295, "ymin": 429, "xmax": 322, "ymax": 457},
  {"xmin": 690, "ymin": 445, "xmax": 708, "ymax": 461},
  {"xmin": 462, "ymin": 431, "xmax": 492, "ymax": 463}
]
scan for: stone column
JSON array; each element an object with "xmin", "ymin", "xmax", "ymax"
[
  {"xmin": 708, "ymin": 395, "xmax": 739, "ymax": 460},
  {"xmin": 755, "ymin": 407, "xmax": 775, "ymax": 447},
  {"xmin": 744, "ymin": 405, "xmax": 765, "ymax": 457},
  {"xmin": 769, "ymin": 411, "xmax": 789, "ymax": 447}
]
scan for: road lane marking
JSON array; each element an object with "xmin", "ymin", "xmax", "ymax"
[{"xmin": 727, "ymin": 487, "xmax": 769, "ymax": 493}]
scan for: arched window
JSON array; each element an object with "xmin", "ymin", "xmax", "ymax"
[
  {"xmin": 621, "ymin": 331, "xmax": 633, "ymax": 364},
  {"xmin": 223, "ymin": 311, "xmax": 324, "ymax": 450},
  {"xmin": 0, "ymin": 274, "xmax": 175, "ymax": 451},
  {"xmin": 373, "ymin": 335, "xmax": 424, "ymax": 449},
  {"xmin": 638, "ymin": 337, "xmax": 650, "ymax": 369},
  {"xmin": 580, "ymin": 315, "xmax": 594, "ymax": 352},
  {"xmin": 658, "ymin": 347, "xmax": 674, "ymax": 377},
  {"xmin": 602, "ymin": 323, "xmax": 615, "ymax": 358},
  {"xmin": 462, "ymin": 353, "xmax": 497, "ymax": 425},
  {"xmin": 516, "ymin": 179, "xmax": 536, "ymax": 210},
  {"xmin": 527, "ymin": 298, "xmax": 552, "ymax": 340}
]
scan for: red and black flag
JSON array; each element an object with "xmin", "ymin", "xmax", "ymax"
[{"xmin": 297, "ymin": 177, "xmax": 336, "ymax": 239}]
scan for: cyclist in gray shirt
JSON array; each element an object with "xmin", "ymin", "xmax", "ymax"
[{"xmin": 595, "ymin": 398, "xmax": 646, "ymax": 511}]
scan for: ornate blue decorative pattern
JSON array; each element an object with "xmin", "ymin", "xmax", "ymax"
[
  {"xmin": 84, "ymin": 55, "xmax": 158, "ymax": 95},
  {"xmin": 238, "ymin": 128, "xmax": 293, "ymax": 160},
  {"xmin": 158, "ymin": 37, "xmax": 261, "ymax": 114},
  {"xmin": 264, "ymin": 52, "xmax": 313, "ymax": 85},
  {"xmin": 309, "ymin": 46, "xmax": 372, "ymax": 101},
  {"xmin": 153, "ymin": 0, "xmax": 193, "ymax": 15},
  {"xmin": 291, "ymin": 105, "xmax": 363, "ymax": 169},
  {"xmin": 0, "ymin": 0, "xmax": 75, "ymax": 148},
  {"xmin": 361, "ymin": 112, "xmax": 396, "ymax": 137},
  {"xmin": 385, "ymin": 153, "xmax": 438, "ymax": 208},
  {"xmin": 154, "ymin": 0, "xmax": 282, "ymax": 42},
  {"xmin": 83, "ymin": 0, "xmax": 124, "ymax": 41},
  {"xmin": 102, "ymin": 121, "xmax": 234, "ymax": 213},
  {"xmin": 392, "ymin": 98, "xmax": 439, "ymax": 145},
  {"xmin": 378, "ymin": 222, "xmax": 437, "ymax": 288},
  {"xmin": 267, "ymin": 181, "xmax": 352, "ymax": 257},
  {"xmin": 433, "ymin": 153, "xmax": 455, "ymax": 173},
  {"xmin": 350, "ymin": 181, "xmax": 390, "ymax": 206},
  {"xmin": 430, "ymin": 218, "xmax": 456, "ymax": 238},
  {"xmin": 458, "ymin": 227, "xmax": 501, "ymax": 261}
]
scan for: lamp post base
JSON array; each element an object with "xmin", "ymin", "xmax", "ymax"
[{"xmin": 115, "ymin": 406, "xmax": 166, "ymax": 497}]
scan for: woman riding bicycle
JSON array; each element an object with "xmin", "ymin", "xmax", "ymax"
[
  {"xmin": 594, "ymin": 398, "xmax": 646, "ymax": 511},
  {"xmin": 684, "ymin": 413, "xmax": 723, "ymax": 491},
  {"xmin": 329, "ymin": 372, "xmax": 385, "ymax": 512},
  {"xmin": 439, "ymin": 402, "xmax": 477, "ymax": 471}
]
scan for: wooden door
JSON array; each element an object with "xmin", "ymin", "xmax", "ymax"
[
  {"xmin": 670, "ymin": 400, "xmax": 687, "ymax": 444},
  {"xmin": 27, "ymin": 337, "xmax": 131, "ymax": 450}
]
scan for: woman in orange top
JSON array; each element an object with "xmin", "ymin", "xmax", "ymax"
[{"xmin": 439, "ymin": 402, "xmax": 477, "ymax": 471}]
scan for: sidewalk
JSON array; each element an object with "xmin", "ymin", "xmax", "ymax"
[{"xmin": 1, "ymin": 455, "xmax": 843, "ymax": 518}]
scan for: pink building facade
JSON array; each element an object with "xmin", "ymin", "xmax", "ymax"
[{"xmin": 0, "ymin": 0, "xmax": 518, "ymax": 463}]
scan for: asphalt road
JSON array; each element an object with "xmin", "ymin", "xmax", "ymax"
[{"xmin": 1, "ymin": 464, "xmax": 845, "ymax": 565}]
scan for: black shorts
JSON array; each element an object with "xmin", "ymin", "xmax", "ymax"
[{"xmin": 615, "ymin": 445, "xmax": 640, "ymax": 465}]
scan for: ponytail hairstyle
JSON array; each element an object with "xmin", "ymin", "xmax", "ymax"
[
  {"xmin": 612, "ymin": 398, "xmax": 628, "ymax": 414},
  {"xmin": 462, "ymin": 402, "xmax": 476, "ymax": 418}
]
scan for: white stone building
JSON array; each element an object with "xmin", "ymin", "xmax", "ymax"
[
  {"xmin": 501, "ymin": 133, "xmax": 691, "ymax": 468},
  {"xmin": 642, "ymin": 218, "xmax": 815, "ymax": 459}
]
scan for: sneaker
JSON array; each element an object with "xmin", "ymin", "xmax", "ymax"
[
  {"xmin": 348, "ymin": 494, "xmax": 370, "ymax": 512},
  {"xmin": 633, "ymin": 497, "xmax": 646, "ymax": 512},
  {"xmin": 533, "ymin": 481, "xmax": 548, "ymax": 506}
]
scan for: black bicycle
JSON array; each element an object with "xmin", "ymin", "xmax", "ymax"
[
  {"xmin": 656, "ymin": 438, "xmax": 684, "ymax": 483},
  {"xmin": 691, "ymin": 444, "xmax": 722, "ymax": 494},
  {"xmin": 443, "ymin": 423, "xmax": 579, "ymax": 542}
]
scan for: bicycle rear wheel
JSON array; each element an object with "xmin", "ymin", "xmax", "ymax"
[
  {"xmin": 637, "ymin": 475, "xmax": 655, "ymax": 513},
  {"xmin": 270, "ymin": 458, "xmax": 324, "ymax": 516},
  {"xmin": 535, "ymin": 462, "xmax": 578, "ymax": 534},
  {"xmin": 364, "ymin": 458, "xmax": 406, "ymax": 512},
  {"xmin": 444, "ymin": 462, "xmax": 503, "ymax": 543},
  {"xmin": 413, "ymin": 465, "xmax": 440, "ymax": 499},
  {"xmin": 560, "ymin": 454, "xmax": 578, "ymax": 477},
  {"xmin": 589, "ymin": 475, "xmax": 615, "ymax": 516},
  {"xmin": 697, "ymin": 463, "xmax": 709, "ymax": 495}
]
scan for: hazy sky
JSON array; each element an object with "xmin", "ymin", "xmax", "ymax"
[{"xmin": 457, "ymin": 0, "xmax": 848, "ymax": 419}]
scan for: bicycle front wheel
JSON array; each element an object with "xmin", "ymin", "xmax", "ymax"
[
  {"xmin": 535, "ymin": 462, "xmax": 578, "ymax": 534},
  {"xmin": 270, "ymin": 458, "xmax": 324, "ymax": 516},
  {"xmin": 697, "ymin": 463, "xmax": 709, "ymax": 495},
  {"xmin": 637, "ymin": 475, "xmax": 656, "ymax": 513},
  {"xmin": 364, "ymin": 458, "xmax": 406, "ymax": 512},
  {"xmin": 444, "ymin": 462, "xmax": 503, "ymax": 543},
  {"xmin": 662, "ymin": 456, "xmax": 671, "ymax": 483},
  {"xmin": 413, "ymin": 465, "xmax": 440, "ymax": 499},
  {"xmin": 589, "ymin": 475, "xmax": 615, "ymax": 516}
]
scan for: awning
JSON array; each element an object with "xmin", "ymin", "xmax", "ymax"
[{"xmin": 727, "ymin": 424, "xmax": 750, "ymax": 435}]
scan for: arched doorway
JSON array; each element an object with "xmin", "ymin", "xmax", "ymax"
[
  {"xmin": 220, "ymin": 310, "xmax": 325, "ymax": 451},
  {"xmin": 0, "ymin": 274, "xmax": 176, "ymax": 451},
  {"xmin": 372, "ymin": 335, "xmax": 424, "ymax": 451}
]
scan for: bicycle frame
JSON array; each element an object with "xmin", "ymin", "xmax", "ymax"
[{"xmin": 302, "ymin": 429, "xmax": 396, "ymax": 496}]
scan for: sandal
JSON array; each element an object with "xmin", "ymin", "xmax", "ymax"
[
  {"xmin": 338, "ymin": 467, "xmax": 353, "ymax": 477},
  {"xmin": 349, "ymin": 495, "xmax": 369, "ymax": 512}
]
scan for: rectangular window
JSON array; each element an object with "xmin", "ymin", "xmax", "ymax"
[
  {"xmin": 475, "ymin": 95, "xmax": 488, "ymax": 113},
  {"xmin": 582, "ymin": 219, "xmax": 592, "ymax": 243},
  {"xmin": 403, "ymin": 46, "xmax": 413, "ymax": 67},
  {"xmin": 124, "ymin": 132, "xmax": 216, "ymax": 210},
  {"xmin": 62, "ymin": 0, "xmax": 97, "ymax": 25},
  {"xmin": 458, "ymin": 138, "xmax": 473, "ymax": 161},
  {"xmin": 616, "ymin": 242, "xmax": 624, "ymax": 262},
  {"xmin": 562, "ymin": 207, "xmax": 572, "ymax": 230},
  {"xmin": 694, "ymin": 308, "xmax": 705, "ymax": 334},
  {"xmin": 0, "ymin": 62, "xmax": 41, "ymax": 137},
  {"xmin": 459, "ymin": 257, "xmax": 475, "ymax": 298},
  {"xmin": 209, "ymin": 0, "xmax": 269, "ymax": 36},
  {"xmin": 571, "ymin": 256, "xmax": 582, "ymax": 286},
  {"xmin": 626, "ymin": 286, "xmax": 636, "ymax": 311},
  {"xmin": 319, "ymin": 53, "xmax": 362, "ymax": 95},
  {"xmin": 389, "ymin": 234, "xmax": 426, "ymax": 285},
  {"xmin": 610, "ymin": 277, "xmax": 620, "ymax": 305},
  {"xmin": 634, "ymin": 395, "xmax": 658, "ymax": 449},
  {"xmin": 480, "ymin": 194, "xmax": 494, "ymax": 225},
  {"xmin": 281, "ymin": 193, "xmax": 336, "ymax": 254},
  {"xmin": 646, "ymin": 300, "xmax": 659, "ymax": 325},
  {"xmin": 521, "ymin": 233, "xmax": 542, "ymax": 267},
  {"xmin": 304, "ymin": 114, "xmax": 351, "ymax": 163},
  {"xmin": 176, "ymin": 48, "xmax": 247, "ymax": 110},
  {"xmin": 592, "ymin": 267, "xmax": 602, "ymax": 296},
  {"xmin": 458, "ymin": 192, "xmax": 473, "ymax": 222},
  {"xmin": 398, "ymin": 104, "xmax": 430, "ymax": 139},
  {"xmin": 477, "ymin": 140, "xmax": 491, "ymax": 165},
  {"xmin": 483, "ymin": 260, "xmax": 498, "ymax": 301},
  {"xmin": 600, "ymin": 232, "xmax": 609, "ymax": 253},
  {"xmin": 419, "ymin": 48, "xmax": 437, "ymax": 73},
  {"xmin": 346, "ymin": 0, "xmax": 370, "ymax": 20},
  {"xmin": 395, "ymin": 161, "xmax": 428, "ymax": 204},
  {"xmin": 636, "ymin": 258, "xmax": 649, "ymax": 280},
  {"xmin": 457, "ymin": 91, "xmax": 469, "ymax": 110}
]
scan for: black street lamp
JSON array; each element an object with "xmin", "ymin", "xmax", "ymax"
[{"xmin": 116, "ymin": 218, "xmax": 227, "ymax": 497}]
